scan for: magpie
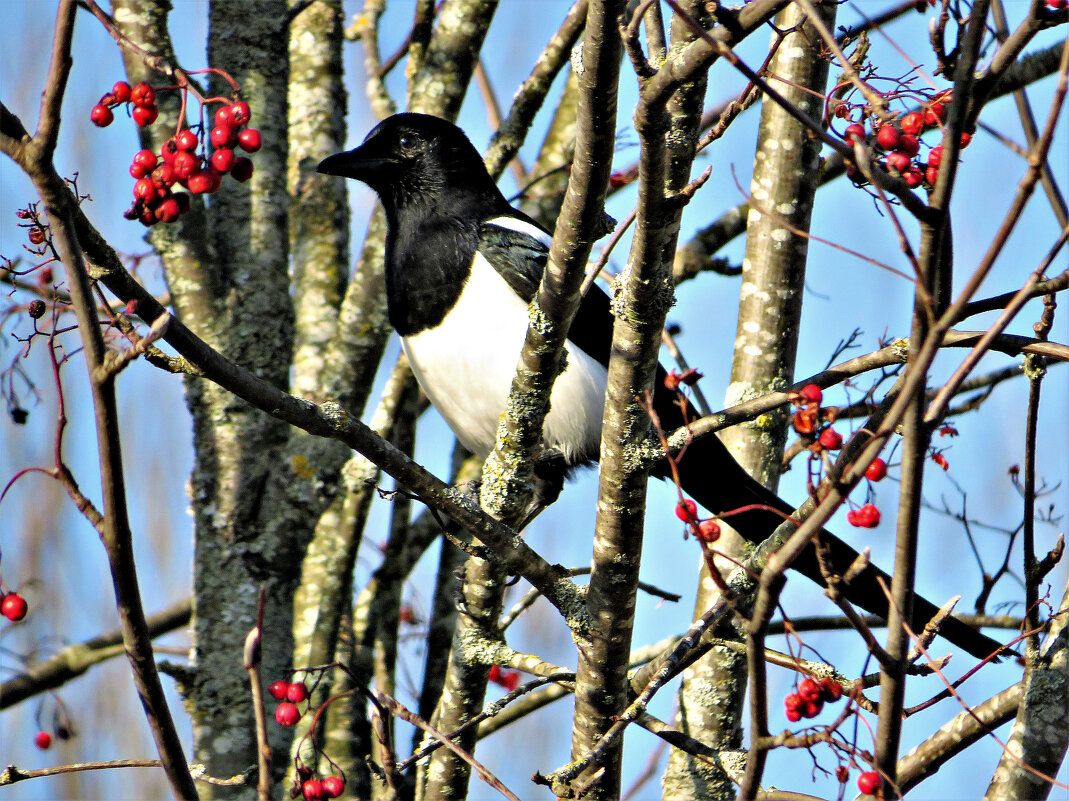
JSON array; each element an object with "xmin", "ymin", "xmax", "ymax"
[{"xmin": 317, "ymin": 112, "xmax": 1004, "ymax": 660}]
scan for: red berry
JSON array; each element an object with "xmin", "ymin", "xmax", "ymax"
[
  {"xmin": 133, "ymin": 178, "xmax": 157, "ymax": 201},
  {"xmin": 488, "ymin": 665, "xmax": 502, "ymax": 683},
  {"xmin": 860, "ymin": 503, "xmax": 881, "ymax": 527},
  {"xmin": 173, "ymin": 151, "xmax": 199, "ymax": 180},
  {"xmin": 675, "ymin": 499, "xmax": 699, "ymax": 523},
  {"xmin": 274, "ymin": 701, "xmax": 301, "ymax": 727},
  {"xmin": 302, "ymin": 779, "xmax": 325, "ymax": 801},
  {"xmin": 927, "ymin": 145, "xmax": 944, "ymax": 168},
  {"xmin": 90, "ymin": 104, "xmax": 114, "ymax": 127},
  {"xmin": 818, "ymin": 428, "xmax": 843, "ymax": 450},
  {"xmin": 875, "ymin": 124, "xmax": 900, "ymax": 150},
  {"xmin": 800, "ymin": 383, "xmax": 822, "ymax": 404},
  {"xmin": 897, "ymin": 134, "xmax": 920, "ymax": 158},
  {"xmin": 214, "ymin": 105, "xmax": 233, "ymax": 127},
  {"xmin": 959, "ymin": 131, "xmax": 973, "ymax": 148},
  {"xmin": 903, "ymin": 168, "xmax": 923, "ymax": 188},
  {"xmin": 865, "ymin": 458, "xmax": 888, "ymax": 482},
  {"xmin": 819, "ymin": 677, "xmax": 843, "ymax": 702},
  {"xmin": 130, "ymin": 163, "xmax": 149, "ymax": 180},
  {"xmin": 210, "ymin": 125, "xmax": 236, "ymax": 149},
  {"xmin": 857, "ymin": 770, "xmax": 880, "ymax": 794},
  {"xmin": 230, "ymin": 101, "xmax": 251, "ymax": 126},
  {"xmin": 321, "ymin": 776, "xmax": 345, "ymax": 799},
  {"xmin": 925, "ymin": 101, "xmax": 947, "ymax": 125},
  {"xmin": 39, "ymin": 267, "xmax": 54, "ymax": 284},
  {"xmin": 1047, "ymin": 0, "xmax": 1068, "ymax": 8},
  {"xmin": 175, "ymin": 129, "xmax": 199, "ymax": 151},
  {"xmin": 846, "ymin": 509, "xmax": 860, "ymax": 527},
  {"xmin": 152, "ymin": 163, "xmax": 177, "ymax": 187},
  {"xmin": 900, "ymin": 111, "xmax": 924, "ymax": 135},
  {"xmin": 801, "ymin": 698, "xmax": 823, "ymax": 717},
  {"xmin": 130, "ymin": 82, "xmax": 155, "ymax": 107},
  {"xmin": 844, "ymin": 123, "xmax": 866, "ymax": 142},
  {"xmin": 267, "ymin": 680, "xmax": 289, "ymax": 701},
  {"xmin": 1, "ymin": 592, "xmax": 28, "ymax": 621},
  {"xmin": 501, "ymin": 670, "xmax": 520, "ymax": 692},
  {"xmin": 187, "ymin": 172, "xmax": 210, "ymax": 195},
  {"xmin": 925, "ymin": 166, "xmax": 940, "ymax": 186},
  {"xmin": 133, "ymin": 149, "xmax": 158, "ymax": 171},
  {"xmin": 696, "ymin": 519, "xmax": 721, "ymax": 543},
  {"xmin": 231, "ymin": 157, "xmax": 254, "ymax": 182},
  {"xmin": 798, "ymin": 677, "xmax": 822, "ymax": 702},
  {"xmin": 132, "ymin": 104, "xmax": 159, "ymax": 127},
  {"xmin": 785, "ymin": 708, "xmax": 802, "ymax": 722},
  {"xmin": 886, "ymin": 151, "xmax": 912, "ymax": 174},
  {"xmin": 155, "ymin": 197, "xmax": 181, "ymax": 224},
  {"xmin": 211, "ymin": 148, "xmax": 237, "ymax": 173},
  {"xmin": 784, "ymin": 693, "xmax": 803, "ymax": 711},
  {"xmin": 160, "ymin": 139, "xmax": 180, "ymax": 164},
  {"xmin": 285, "ymin": 682, "xmax": 308, "ymax": 703},
  {"xmin": 237, "ymin": 128, "xmax": 262, "ymax": 153},
  {"xmin": 34, "ymin": 730, "xmax": 52, "ymax": 750},
  {"xmin": 111, "ymin": 81, "xmax": 132, "ymax": 104}
]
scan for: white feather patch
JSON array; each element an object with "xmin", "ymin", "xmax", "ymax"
[
  {"xmin": 485, "ymin": 215, "xmax": 553, "ymax": 249},
  {"xmin": 402, "ymin": 252, "xmax": 606, "ymax": 461}
]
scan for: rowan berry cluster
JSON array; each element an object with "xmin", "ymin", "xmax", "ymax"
[
  {"xmin": 846, "ymin": 503, "xmax": 881, "ymax": 529},
  {"xmin": 297, "ymin": 774, "xmax": 346, "ymax": 800},
  {"xmin": 488, "ymin": 664, "xmax": 521, "ymax": 691},
  {"xmin": 783, "ymin": 676, "xmax": 843, "ymax": 722},
  {"xmin": 790, "ymin": 383, "xmax": 843, "ymax": 454},
  {"xmin": 90, "ymin": 79, "xmax": 260, "ymax": 227},
  {"xmin": 675, "ymin": 498, "xmax": 722, "ymax": 544},
  {"xmin": 837, "ymin": 90, "xmax": 970, "ymax": 190},
  {"xmin": 268, "ymin": 678, "xmax": 309, "ymax": 727}
]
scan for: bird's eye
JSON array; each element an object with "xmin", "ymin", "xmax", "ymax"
[{"xmin": 397, "ymin": 134, "xmax": 417, "ymax": 154}]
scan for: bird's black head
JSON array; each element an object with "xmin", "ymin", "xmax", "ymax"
[{"xmin": 317, "ymin": 113, "xmax": 503, "ymax": 218}]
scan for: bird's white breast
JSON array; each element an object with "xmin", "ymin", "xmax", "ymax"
[{"xmin": 402, "ymin": 254, "xmax": 607, "ymax": 462}]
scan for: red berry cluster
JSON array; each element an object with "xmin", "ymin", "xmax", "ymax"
[
  {"xmin": 268, "ymin": 678, "xmax": 308, "ymax": 727},
  {"xmin": 674, "ymin": 499, "xmax": 722, "ymax": 544},
  {"xmin": 91, "ymin": 80, "xmax": 160, "ymax": 128},
  {"xmin": 841, "ymin": 91, "xmax": 971, "ymax": 189},
  {"xmin": 847, "ymin": 503, "xmax": 881, "ymax": 529},
  {"xmin": 857, "ymin": 769, "xmax": 881, "ymax": 795},
  {"xmin": 791, "ymin": 383, "xmax": 848, "ymax": 454},
  {"xmin": 783, "ymin": 676, "xmax": 843, "ymax": 722},
  {"xmin": 1047, "ymin": 0, "xmax": 1067, "ymax": 9},
  {"xmin": 1, "ymin": 591, "xmax": 28, "ymax": 622},
  {"xmin": 299, "ymin": 775, "xmax": 345, "ymax": 800},
  {"xmin": 488, "ymin": 664, "xmax": 521, "ymax": 692},
  {"xmin": 91, "ymin": 81, "xmax": 259, "ymax": 227}
]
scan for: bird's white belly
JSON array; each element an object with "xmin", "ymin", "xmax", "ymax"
[{"xmin": 402, "ymin": 254, "xmax": 607, "ymax": 462}]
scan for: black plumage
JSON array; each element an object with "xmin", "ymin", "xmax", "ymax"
[{"xmin": 318, "ymin": 112, "xmax": 1004, "ymax": 660}]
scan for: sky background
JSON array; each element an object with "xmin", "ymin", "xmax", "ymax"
[{"xmin": 1, "ymin": 2, "xmax": 1067, "ymax": 799}]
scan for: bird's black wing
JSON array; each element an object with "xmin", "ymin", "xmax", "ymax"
[{"xmin": 477, "ymin": 222, "xmax": 548, "ymax": 304}]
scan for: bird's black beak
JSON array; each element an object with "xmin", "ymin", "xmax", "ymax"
[{"xmin": 316, "ymin": 147, "xmax": 395, "ymax": 182}]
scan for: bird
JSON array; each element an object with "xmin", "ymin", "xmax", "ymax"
[{"xmin": 317, "ymin": 112, "xmax": 1004, "ymax": 661}]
